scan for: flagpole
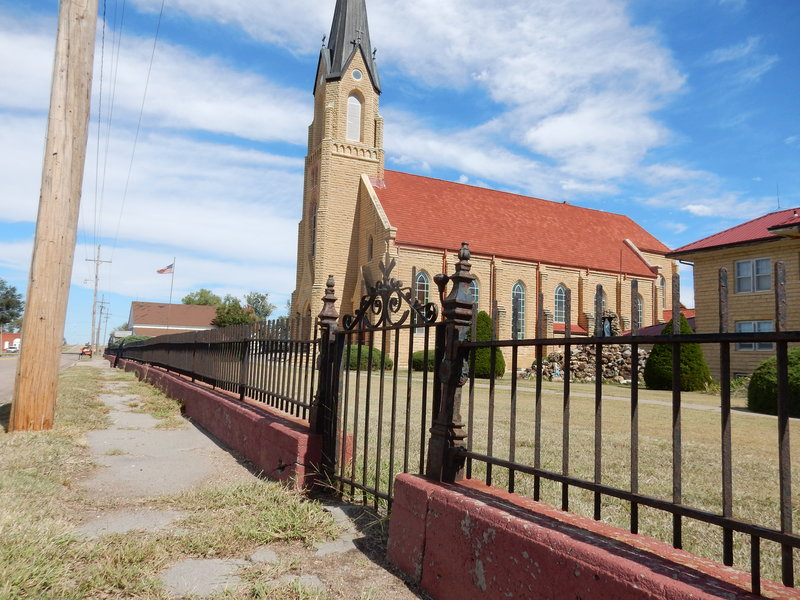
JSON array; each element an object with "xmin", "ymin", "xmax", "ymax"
[{"xmin": 167, "ymin": 257, "xmax": 175, "ymax": 333}]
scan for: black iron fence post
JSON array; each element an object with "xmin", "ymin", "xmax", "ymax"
[
  {"xmin": 238, "ymin": 324, "xmax": 251, "ymax": 402},
  {"xmin": 426, "ymin": 242, "xmax": 475, "ymax": 483},
  {"xmin": 312, "ymin": 275, "xmax": 342, "ymax": 480}
]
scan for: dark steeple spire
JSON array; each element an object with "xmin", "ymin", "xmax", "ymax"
[{"xmin": 320, "ymin": 0, "xmax": 381, "ymax": 92}]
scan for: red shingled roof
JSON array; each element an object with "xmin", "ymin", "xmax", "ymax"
[
  {"xmin": 670, "ymin": 208, "xmax": 800, "ymax": 255},
  {"xmin": 374, "ymin": 171, "xmax": 669, "ymax": 278},
  {"xmin": 129, "ymin": 302, "xmax": 217, "ymax": 329}
]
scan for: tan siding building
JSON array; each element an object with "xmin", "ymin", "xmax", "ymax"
[{"xmin": 670, "ymin": 209, "xmax": 800, "ymax": 379}]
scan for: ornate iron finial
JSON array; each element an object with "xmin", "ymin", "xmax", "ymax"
[
  {"xmin": 437, "ymin": 242, "xmax": 475, "ymax": 326},
  {"xmin": 318, "ymin": 275, "xmax": 339, "ymax": 325},
  {"xmin": 342, "ymin": 254, "xmax": 437, "ymax": 331}
]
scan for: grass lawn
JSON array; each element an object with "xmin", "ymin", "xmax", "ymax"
[{"xmin": 333, "ymin": 367, "xmax": 799, "ymax": 586}]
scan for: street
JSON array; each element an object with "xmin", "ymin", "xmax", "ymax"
[{"xmin": 0, "ymin": 349, "xmax": 83, "ymax": 406}]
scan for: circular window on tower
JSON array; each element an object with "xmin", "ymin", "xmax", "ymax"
[{"xmin": 352, "ymin": 69, "xmax": 363, "ymax": 81}]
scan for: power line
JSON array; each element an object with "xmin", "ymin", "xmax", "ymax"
[{"xmin": 111, "ymin": 0, "xmax": 167, "ymax": 262}]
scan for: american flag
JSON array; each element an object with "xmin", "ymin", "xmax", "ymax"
[{"xmin": 157, "ymin": 263, "xmax": 174, "ymax": 274}]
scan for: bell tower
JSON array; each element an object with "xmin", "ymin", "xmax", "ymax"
[{"xmin": 291, "ymin": 0, "xmax": 384, "ymax": 322}]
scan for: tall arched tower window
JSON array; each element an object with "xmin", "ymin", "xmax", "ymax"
[
  {"xmin": 660, "ymin": 275, "xmax": 666, "ymax": 307},
  {"xmin": 346, "ymin": 94, "xmax": 362, "ymax": 142},
  {"xmin": 367, "ymin": 235, "xmax": 374, "ymax": 260},
  {"xmin": 554, "ymin": 285, "xmax": 567, "ymax": 324},
  {"xmin": 310, "ymin": 203, "xmax": 317, "ymax": 256},
  {"xmin": 512, "ymin": 282, "xmax": 525, "ymax": 339}
]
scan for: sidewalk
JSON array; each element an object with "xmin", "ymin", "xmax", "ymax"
[{"xmin": 73, "ymin": 356, "xmax": 427, "ymax": 600}]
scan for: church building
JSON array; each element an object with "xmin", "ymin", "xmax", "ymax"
[{"xmin": 291, "ymin": 0, "xmax": 675, "ymax": 346}]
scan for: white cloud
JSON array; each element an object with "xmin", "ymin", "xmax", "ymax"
[
  {"xmin": 703, "ymin": 36, "xmax": 778, "ymax": 84},
  {"xmin": 127, "ymin": 0, "xmax": 684, "ymax": 187},
  {"xmin": 784, "ymin": 135, "xmax": 800, "ymax": 148},
  {"xmin": 705, "ymin": 36, "xmax": 761, "ymax": 65}
]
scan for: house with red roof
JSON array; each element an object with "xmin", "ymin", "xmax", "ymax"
[
  {"xmin": 128, "ymin": 302, "xmax": 217, "ymax": 337},
  {"xmin": 670, "ymin": 208, "xmax": 800, "ymax": 378},
  {"xmin": 291, "ymin": 0, "xmax": 675, "ymax": 361}
]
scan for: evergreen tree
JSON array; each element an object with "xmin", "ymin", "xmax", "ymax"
[
  {"xmin": 643, "ymin": 314, "xmax": 711, "ymax": 391},
  {"xmin": 471, "ymin": 310, "xmax": 506, "ymax": 378}
]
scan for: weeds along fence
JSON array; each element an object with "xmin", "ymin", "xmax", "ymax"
[
  {"xmin": 116, "ymin": 245, "xmax": 798, "ymax": 596},
  {"xmin": 116, "ymin": 316, "xmax": 318, "ymax": 421}
]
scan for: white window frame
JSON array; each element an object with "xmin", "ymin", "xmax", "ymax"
[
  {"xmin": 735, "ymin": 320, "xmax": 774, "ymax": 351},
  {"xmin": 346, "ymin": 94, "xmax": 362, "ymax": 142},
  {"xmin": 512, "ymin": 282, "xmax": 525, "ymax": 339},
  {"xmin": 633, "ymin": 294, "xmax": 643, "ymax": 329},
  {"xmin": 554, "ymin": 285, "xmax": 567, "ymax": 324},
  {"xmin": 414, "ymin": 271, "xmax": 430, "ymax": 334},
  {"xmin": 735, "ymin": 258, "xmax": 771, "ymax": 293},
  {"xmin": 469, "ymin": 279, "xmax": 479, "ymax": 307}
]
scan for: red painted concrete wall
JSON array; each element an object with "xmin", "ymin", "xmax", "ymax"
[
  {"xmin": 388, "ymin": 474, "xmax": 794, "ymax": 600},
  {"xmin": 109, "ymin": 357, "xmax": 321, "ymax": 488}
]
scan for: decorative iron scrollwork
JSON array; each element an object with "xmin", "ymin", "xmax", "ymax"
[{"xmin": 342, "ymin": 253, "xmax": 438, "ymax": 331}]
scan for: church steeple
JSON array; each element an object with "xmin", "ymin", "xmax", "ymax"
[{"xmin": 319, "ymin": 0, "xmax": 381, "ymax": 93}]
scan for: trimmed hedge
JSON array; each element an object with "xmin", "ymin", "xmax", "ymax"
[
  {"xmin": 412, "ymin": 350, "xmax": 436, "ymax": 372},
  {"xmin": 747, "ymin": 347, "xmax": 800, "ymax": 418},
  {"xmin": 470, "ymin": 310, "xmax": 505, "ymax": 379},
  {"xmin": 343, "ymin": 344, "xmax": 393, "ymax": 371},
  {"xmin": 643, "ymin": 314, "xmax": 711, "ymax": 391},
  {"xmin": 109, "ymin": 335, "xmax": 151, "ymax": 348}
]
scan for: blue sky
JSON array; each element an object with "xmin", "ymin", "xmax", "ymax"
[{"xmin": 0, "ymin": 0, "xmax": 797, "ymax": 343}]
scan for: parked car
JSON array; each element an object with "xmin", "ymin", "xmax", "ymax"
[{"xmin": 7, "ymin": 343, "xmax": 19, "ymax": 353}]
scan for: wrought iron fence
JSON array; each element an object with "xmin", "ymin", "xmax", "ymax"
[
  {"xmin": 116, "ymin": 316, "xmax": 317, "ymax": 421},
  {"xmin": 113, "ymin": 243, "xmax": 799, "ymax": 596},
  {"xmin": 454, "ymin": 256, "xmax": 798, "ymax": 595}
]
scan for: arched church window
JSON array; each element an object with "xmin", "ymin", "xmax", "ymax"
[
  {"xmin": 660, "ymin": 275, "xmax": 666, "ymax": 308},
  {"xmin": 512, "ymin": 282, "xmax": 525, "ymax": 339},
  {"xmin": 554, "ymin": 285, "xmax": 567, "ymax": 324},
  {"xmin": 415, "ymin": 271, "xmax": 430, "ymax": 306},
  {"xmin": 633, "ymin": 294, "xmax": 644, "ymax": 330},
  {"xmin": 470, "ymin": 279, "xmax": 479, "ymax": 308},
  {"xmin": 346, "ymin": 94, "xmax": 362, "ymax": 142},
  {"xmin": 367, "ymin": 236, "xmax": 374, "ymax": 260},
  {"xmin": 594, "ymin": 287, "xmax": 607, "ymax": 314},
  {"xmin": 310, "ymin": 203, "xmax": 317, "ymax": 256}
]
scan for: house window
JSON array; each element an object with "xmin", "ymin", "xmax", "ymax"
[
  {"xmin": 735, "ymin": 320, "xmax": 774, "ymax": 351},
  {"xmin": 633, "ymin": 294, "xmax": 643, "ymax": 329},
  {"xmin": 554, "ymin": 285, "xmax": 567, "ymax": 324},
  {"xmin": 735, "ymin": 258, "xmax": 771, "ymax": 293},
  {"xmin": 346, "ymin": 94, "xmax": 362, "ymax": 142},
  {"xmin": 512, "ymin": 282, "xmax": 525, "ymax": 339},
  {"xmin": 470, "ymin": 279, "xmax": 479, "ymax": 307}
]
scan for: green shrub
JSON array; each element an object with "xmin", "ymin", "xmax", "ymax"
[
  {"xmin": 109, "ymin": 335, "xmax": 151, "ymax": 348},
  {"xmin": 643, "ymin": 314, "xmax": 711, "ymax": 391},
  {"xmin": 343, "ymin": 344, "xmax": 393, "ymax": 371},
  {"xmin": 412, "ymin": 350, "xmax": 436, "ymax": 372},
  {"xmin": 470, "ymin": 310, "xmax": 505, "ymax": 379},
  {"xmin": 747, "ymin": 348, "xmax": 800, "ymax": 417}
]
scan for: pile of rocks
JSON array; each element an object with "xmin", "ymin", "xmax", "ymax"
[{"xmin": 519, "ymin": 344, "xmax": 650, "ymax": 383}]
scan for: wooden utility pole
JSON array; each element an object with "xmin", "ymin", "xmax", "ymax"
[{"xmin": 10, "ymin": 0, "xmax": 99, "ymax": 431}]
